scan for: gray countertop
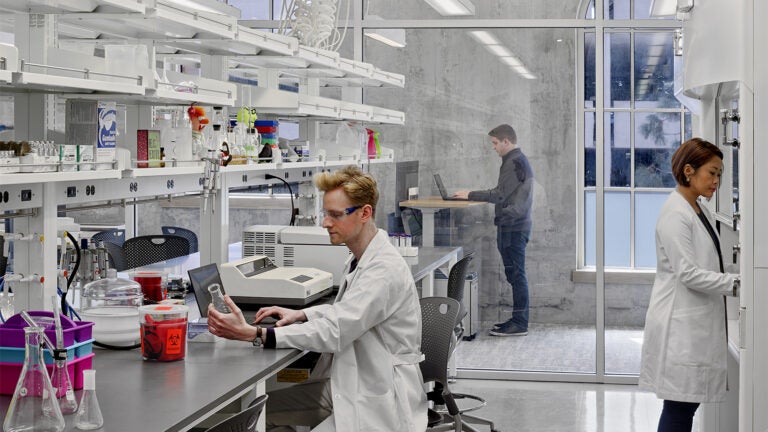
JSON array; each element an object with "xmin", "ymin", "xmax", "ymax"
[{"xmin": 1, "ymin": 340, "xmax": 303, "ymax": 432}]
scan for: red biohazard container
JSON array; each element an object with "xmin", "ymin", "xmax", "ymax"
[{"xmin": 139, "ymin": 304, "xmax": 188, "ymax": 361}]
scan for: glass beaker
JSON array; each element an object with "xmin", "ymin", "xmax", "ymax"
[{"xmin": 3, "ymin": 327, "xmax": 65, "ymax": 432}]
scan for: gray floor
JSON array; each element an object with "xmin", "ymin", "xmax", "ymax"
[
  {"xmin": 450, "ymin": 324, "xmax": 703, "ymax": 431},
  {"xmin": 455, "ymin": 324, "xmax": 644, "ymax": 375},
  {"xmin": 449, "ymin": 379, "xmax": 702, "ymax": 432}
]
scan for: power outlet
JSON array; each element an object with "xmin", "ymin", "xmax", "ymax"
[
  {"xmin": 66, "ymin": 186, "xmax": 77, "ymax": 198},
  {"xmin": 20, "ymin": 189, "xmax": 32, "ymax": 202}
]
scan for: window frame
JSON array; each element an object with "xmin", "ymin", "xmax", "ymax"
[{"xmin": 579, "ymin": 24, "xmax": 686, "ymax": 270}]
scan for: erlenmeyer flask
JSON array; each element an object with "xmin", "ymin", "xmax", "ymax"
[
  {"xmin": 51, "ymin": 359, "xmax": 78, "ymax": 414},
  {"xmin": 74, "ymin": 369, "xmax": 103, "ymax": 430},
  {"xmin": 3, "ymin": 326, "xmax": 65, "ymax": 432}
]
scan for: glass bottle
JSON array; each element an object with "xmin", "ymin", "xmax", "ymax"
[
  {"xmin": 3, "ymin": 327, "xmax": 65, "ymax": 432},
  {"xmin": 74, "ymin": 369, "xmax": 103, "ymax": 430}
]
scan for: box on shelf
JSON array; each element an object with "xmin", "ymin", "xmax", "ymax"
[
  {"xmin": 66, "ymin": 100, "xmax": 117, "ymax": 171},
  {"xmin": 137, "ymin": 129, "xmax": 162, "ymax": 168}
]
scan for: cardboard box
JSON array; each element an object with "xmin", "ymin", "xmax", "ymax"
[{"xmin": 137, "ymin": 130, "xmax": 161, "ymax": 168}]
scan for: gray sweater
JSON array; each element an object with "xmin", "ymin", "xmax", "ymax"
[{"xmin": 468, "ymin": 148, "xmax": 533, "ymax": 232}]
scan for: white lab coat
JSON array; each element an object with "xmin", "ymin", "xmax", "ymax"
[
  {"xmin": 273, "ymin": 229, "xmax": 428, "ymax": 431},
  {"xmin": 638, "ymin": 190, "xmax": 737, "ymax": 403}
]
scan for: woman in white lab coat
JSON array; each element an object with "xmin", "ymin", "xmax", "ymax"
[
  {"xmin": 208, "ymin": 166, "xmax": 427, "ymax": 432},
  {"xmin": 639, "ymin": 138, "xmax": 739, "ymax": 432}
]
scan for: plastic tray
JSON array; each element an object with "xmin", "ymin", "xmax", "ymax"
[
  {"xmin": 0, "ymin": 353, "xmax": 94, "ymax": 396},
  {"xmin": 0, "ymin": 311, "xmax": 94, "ymax": 348},
  {"xmin": 0, "ymin": 338, "xmax": 94, "ymax": 364}
]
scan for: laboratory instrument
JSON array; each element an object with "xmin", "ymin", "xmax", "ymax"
[
  {"xmin": 242, "ymin": 225, "xmax": 351, "ymax": 286},
  {"xmin": 79, "ymin": 269, "xmax": 142, "ymax": 345},
  {"xmin": 219, "ymin": 256, "xmax": 333, "ymax": 306}
]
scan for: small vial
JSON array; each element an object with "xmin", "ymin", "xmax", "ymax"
[
  {"xmin": 208, "ymin": 284, "xmax": 231, "ymax": 313},
  {"xmin": 74, "ymin": 369, "xmax": 104, "ymax": 430}
]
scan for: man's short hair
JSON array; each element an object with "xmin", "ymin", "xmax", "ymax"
[
  {"xmin": 313, "ymin": 165, "xmax": 378, "ymax": 214},
  {"xmin": 488, "ymin": 124, "xmax": 517, "ymax": 144}
]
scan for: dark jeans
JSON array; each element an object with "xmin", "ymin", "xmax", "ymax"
[
  {"xmin": 497, "ymin": 230, "xmax": 530, "ymax": 328},
  {"xmin": 658, "ymin": 400, "xmax": 700, "ymax": 432}
]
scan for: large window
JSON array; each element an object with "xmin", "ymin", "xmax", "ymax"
[{"xmin": 582, "ymin": 26, "xmax": 690, "ymax": 269}]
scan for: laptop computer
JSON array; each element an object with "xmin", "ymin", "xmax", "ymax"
[{"xmin": 433, "ymin": 173, "xmax": 466, "ymax": 201}]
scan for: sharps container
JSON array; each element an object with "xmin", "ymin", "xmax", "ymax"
[{"xmin": 138, "ymin": 304, "xmax": 188, "ymax": 361}]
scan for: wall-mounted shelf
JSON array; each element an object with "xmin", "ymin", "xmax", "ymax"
[
  {"xmin": 150, "ymin": 70, "xmax": 237, "ymax": 106},
  {"xmin": 0, "ymin": 169, "xmax": 121, "ymax": 186},
  {"xmin": 7, "ymin": 46, "xmax": 147, "ymax": 95},
  {"xmin": 124, "ymin": 166, "xmax": 204, "ymax": 178},
  {"xmin": 0, "ymin": 0, "xmax": 145, "ymax": 14},
  {"xmin": 59, "ymin": 1, "xmax": 237, "ymax": 41}
]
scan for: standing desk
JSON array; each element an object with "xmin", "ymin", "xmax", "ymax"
[{"xmin": 399, "ymin": 197, "xmax": 485, "ymax": 247}]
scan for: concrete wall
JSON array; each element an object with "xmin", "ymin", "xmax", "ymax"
[{"xmin": 75, "ymin": 0, "xmax": 657, "ymax": 327}]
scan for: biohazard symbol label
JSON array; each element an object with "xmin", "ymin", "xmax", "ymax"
[{"xmin": 166, "ymin": 328, "xmax": 183, "ymax": 355}]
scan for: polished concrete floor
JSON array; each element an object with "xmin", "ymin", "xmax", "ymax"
[
  {"xmin": 449, "ymin": 379, "xmax": 702, "ymax": 432},
  {"xmin": 455, "ymin": 324, "xmax": 644, "ymax": 374}
]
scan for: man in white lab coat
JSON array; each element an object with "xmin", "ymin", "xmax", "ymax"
[
  {"xmin": 638, "ymin": 138, "xmax": 739, "ymax": 432},
  {"xmin": 208, "ymin": 165, "xmax": 428, "ymax": 432}
]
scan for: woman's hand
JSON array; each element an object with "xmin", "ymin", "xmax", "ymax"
[{"xmin": 254, "ymin": 305, "xmax": 307, "ymax": 327}]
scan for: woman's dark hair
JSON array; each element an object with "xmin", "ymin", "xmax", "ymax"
[{"xmin": 670, "ymin": 138, "xmax": 723, "ymax": 186}]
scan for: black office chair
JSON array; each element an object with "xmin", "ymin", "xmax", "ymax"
[
  {"xmin": 123, "ymin": 235, "xmax": 190, "ymax": 269},
  {"xmin": 103, "ymin": 242, "xmax": 129, "ymax": 272},
  {"xmin": 91, "ymin": 229, "xmax": 126, "ymax": 247},
  {"xmin": 446, "ymin": 253, "xmax": 475, "ymax": 341},
  {"xmin": 203, "ymin": 394, "xmax": 268, "ymax": 432},
  {"xmin": 440, "ymin": 254, "xmax": 498, "ymax": 432},
  {"xmin": 420, "ymin": 297, "xmax": 463, "ymax": 431},
  {"xmin": 161, "ymin": 226, "xmax": 198, "ymax": 254}
]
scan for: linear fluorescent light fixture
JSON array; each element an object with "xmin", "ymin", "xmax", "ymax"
[
  {"xmin": 485, "ymin": 45, "xmax": 512, "ymax": 57},
  {"xmin": 424, "ymin": 0, "xmax": 475, "ymax": 16},
  {"xmin": 364, "ymin": 29, "xmax": 406, "ymax": 48},
  {"xmin": 467, "ymin": 30, "xmax": 499, "ymax": 45},
  {"xmin": 160, "ymin": 0, "xmax": 227, "ymax": 15},
  {"xmin": 364, "ymin": 15, "xmax": 406, "ymax": 48},
  {"xmin": 500, "ymin": 56, "xmax": 522, "ymax": 67},
  {"xmin": 649, "ymin": 0, "xmax": 694, "ymax": 17}
]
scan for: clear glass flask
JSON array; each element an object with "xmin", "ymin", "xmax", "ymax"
[
  {"xmin": 208, "ymin": 283, "xmax": 231, "ymax": 313},
  {"xmin": 74, "ymin": 369, "xmax": 103, "ymax": 430},
  {"xmin": 3, "ymin": 327, "xmax": 66, "ymax": 432}
]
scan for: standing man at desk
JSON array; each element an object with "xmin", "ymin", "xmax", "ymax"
[
  {"xmin": 453, "ymin": 124, "xmax": 534, "ymax": 336},
  {"xmin": 207, "ymin": 165, "xmax": 427, "ymax": 432}
]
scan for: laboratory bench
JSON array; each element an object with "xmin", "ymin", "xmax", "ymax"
[
  {"xmin": 0, "ymin": 340, "xmax": 304, "ymax": 431},
  {"xmin": 0, "ymin": 244, "xmax": 463, "ymax": 431}
]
